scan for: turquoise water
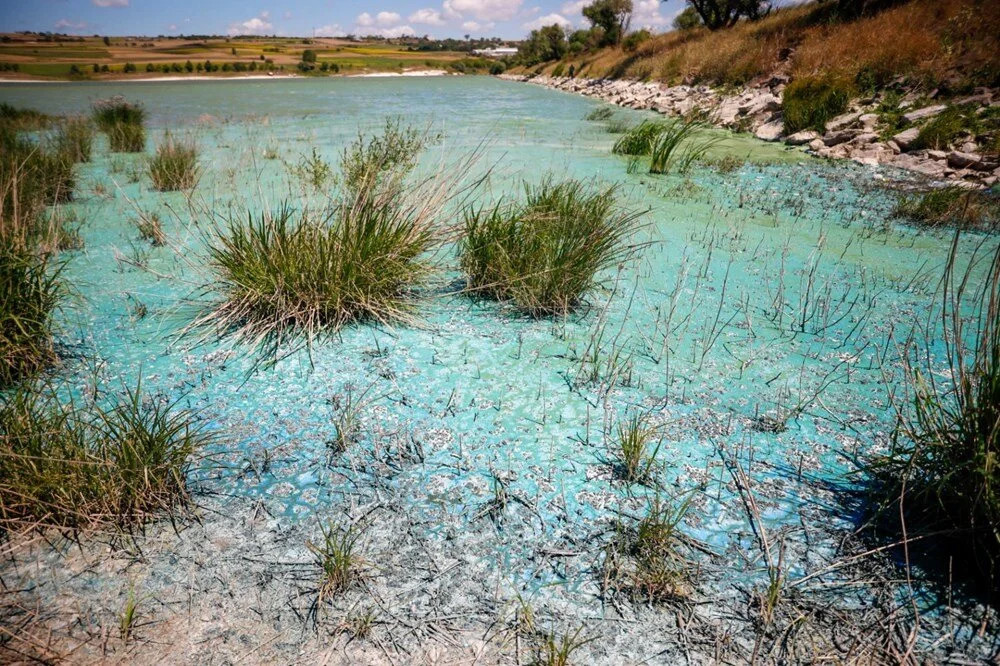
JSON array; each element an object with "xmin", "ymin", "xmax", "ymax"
[{"xmin": 1, "ymin": 77, "xmax": 993, "ymax": 605}]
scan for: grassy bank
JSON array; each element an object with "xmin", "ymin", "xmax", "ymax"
[{"xmin": 519, "ymin": 0, "xmax": 998, "ymax": 94}]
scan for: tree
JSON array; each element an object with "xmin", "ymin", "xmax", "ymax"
[
  {"xmin": 672, "ymin": 0, "xmax": 771, "ymax": 31},
  {"xmin": 672, "ymin": 6, "xmax": 702, "ymax": 30},
  {"xmin": 123, "ymin": 62, "xmax": 136, "ymax": 73},
  {"xmin": 582, "ymin": 0, "xmax": 632, "ymax": 46},
  {"xmin": 301, "ymin": 49, "xmax": 317, "ymax": 63},
  {"xmin": 517, "ymin": 24, "xmax": 568, "ymax": 66},
  {"xmin": 184, "ymin": 59, "xmax": 193, "ymax": 72},
  {"xmin": 102, "ymin": 36, "xmax": 111, "ymax": 46}
]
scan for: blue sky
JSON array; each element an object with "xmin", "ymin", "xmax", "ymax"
[{"xmin": 1, "ymin": 0, "xmax": 691, "ymax": 40}]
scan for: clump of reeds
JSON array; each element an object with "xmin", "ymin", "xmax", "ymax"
[
  {"xmin": 612, "ymin": 120, "xmax": 666, "ymax": 156},
  {"xmin": 893, "ymin": 186, "xmax": 999, "ymax": 232},
  {"xmin": 0, "ymin": 248, "xmax": 65, "ymax": 389},
  {"xmin": 0, "ymin": 378, "xmax": 212, "ymax": 531},
  {"xmin": 148, "ymin": 132, "xmax": 199, "ymax": 191},
  {"xmin": 867, "ymin": 235, "xmax": 1000, "ymax": 590},
  {"xmin": 308, "ymin": 521, "xmax": 363, "ymax": 604},
  {"xmin": 134, "ymin": 211, "xmax": 166, "ymax": 246},
  {"xmin": 458, "ymin": 178, "xmax": 643, "ymax": 316},
  {"xmin": 585, "ymin": 106, "xmax": 615, "ymax": 121},
  {"xmin": 603, "ymin": 493, "xmax": 695, "ymax": 603},
  {"xmin": 609, "ymin": 413, "xmax": 662, "ymax": 485},
  {"xmin": 92, "ymin": 97, "xmax": 146, "ymax": 153},
  {"xmin": 54, "ymin": 116, "xmax": 94, "ymax": 164},
  {"xmin": 191, "ymin": 123, "xmax": 459, "ymax": 360},
  {"xmin": 648, "ymin": 117, "xmax": 718, "ymax": 175}
]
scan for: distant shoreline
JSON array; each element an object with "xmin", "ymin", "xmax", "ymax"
[{"xmin": 0, "ymin": 69, "xmax": 452, "ymax": 84}]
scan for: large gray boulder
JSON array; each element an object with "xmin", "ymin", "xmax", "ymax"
[
  {"xmin": 903, "ymin": 104, "xmax": 946, "ymax": 123},
  {"xmin": 785, "ymin": 130, "xmax": 820, "ymax": 145},
  {"xmin": 893, "ymin": 127, "xmax": 920, "ymax": 150},
  {"xmin": 825, "ymin": 112, "xmax": 860, "ymax": 132}
]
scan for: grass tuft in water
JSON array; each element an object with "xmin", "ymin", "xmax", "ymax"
[
  {"xmin": 893, "ymin": 186, "xmax": 998, "ymax": 232},
  {"xmin": 612, "ymin": 120, "xmax": 666, "ymax": 156},
  {"xmin": 648, "ymin": 117, "xmax": 717, "ymax": 175},
  {"xmin": 603, "ymin": 493, "xmax": 696, "ymax": 603},
  {"xmin": 584, "ymin": 106, "xmax": 615, "ymax": 121},
  {"xmin": 0, "ymin": 249, "xmax": 65, "ymax": 389},
  {"xmin": 148, "ymin": 132, "xmax": 199, "ymax": 191},
  {"xmin": 54, "ymin": 116, "xmax": 94, "ymax": 164},
  {"xmin": 609, "ymin": 413, "xmax": 662, "ymax": 485},
  {"xmin": 92, "ymin": 97, "xmax": 146, "ymax": 153},
  {"xmin": 0, "ymin": 378, "xmax": 212, "ymax": 532},
  {"xmin": 340, "ymin": 118, "xmax": 427, "ymax": 199},
  {"xmin": 459, "ymin": 178, "xmax": 643, "ymax": 317},
  {"xmin": 867, "ymin": 235, "xmax": 1000, "ymax": 591}
]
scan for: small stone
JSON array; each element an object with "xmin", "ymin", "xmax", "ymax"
[
  {"xmin": 808, "ymin": 138, "xmax": 825, "ymax": 151},
  {"xmin": 851, "ymin": 132, "xmax": 879, "ymax": 144},
  {"xmin": 902, "ymin": 104, "xmax": 946, "ymax": 123},
  {"xmin": 823, "ymin": 129, "xmax": 859, "ymax": 146},
  {"xmin": 825, "ymin": 112, "xmax": 860, "ymax": 132},
  {"xmin": 785, "ymin": 130, "xmax": 819, "ymax": 145},
  {"xmin": 947, "ymin": 151, "xmax": 982, "ymax": 169},
  {"xmin": 887, "ymin": 140, "xmax": 901, "ymax": 154},
  {"xmin": 926, "ymin": 149, "xmax": 948, "ymax": 160},
  {"xmin": 755, "ymin": 120, "xmax": 784, "ymax": 141},
  {"xmin": 859, "ymin": 113, "xmax": 878, "ymax": 129},
  {"xmin": 893, "ymin": 127, "xmax": 920, "ymax": 150}
]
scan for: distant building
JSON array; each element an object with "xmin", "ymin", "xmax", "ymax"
[{"xmin": 471, "ymin": 47, "xmax": 518, "ymax": 58}]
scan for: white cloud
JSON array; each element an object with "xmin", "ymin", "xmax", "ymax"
[
  {"xmin": 376, "ymin": 11, "xmax": 403, "ymax": 26},
  {"xmin": 92, "ymin": 0, "xmax": 129, "ymax": 7},
  {"xmin": 227, "ymin": 13, "xmax": 274, "ymax": 36},
  {"xmin": 443, "ymin": 0, "xmax": 524, "ymax": 21},
  {"xmin": 560, "ymin": 0, "xmax": 588, "ymax": 15},
  {"xmin": 55, "ymin": 18, "xmax": 88, "ymax": 31},
  {"xmin": 362, "ymin": 25, "xmax": 416, "ymax": 37},
  {"xmin": 523, "ymin": 12, "xmax": 572, "ymax": 30},
  {"xmin": 461, "ymin": 20, "xmax": 494, "ymax": 31},
  {"xmin": 356, "ymin": 12, "xmax": 375, "ymax": 26},
  {"xmin": 167, "ymin": 23, "xmax": 178, "ymax": 31},
  {"xmin": 632, "ymin": 0, "xmax": 670, "ymax": 28},
  {"xmin": 409, "ymin": 8, "xmax": 445, "ymax": 25},
  {"xmin": 315, "ymin": 24, "xmax": 343, "ymax": 36}
]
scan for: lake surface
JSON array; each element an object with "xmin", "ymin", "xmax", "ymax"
[{"xmin": 1, "ymin": 75, "xmax": 993, "ymax": 659}]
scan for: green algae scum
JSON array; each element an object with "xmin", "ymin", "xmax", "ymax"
[{"xmin": 1, "ymin": 76, "xmax": 998, "ymax": 663}]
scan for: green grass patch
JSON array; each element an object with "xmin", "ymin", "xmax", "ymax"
[
  {"xmin": 0, "ymin": 248, "xmax": 65, "ymax": 389},
  {"xmin": 612, "ymin": 120, "xmax": 667, "ymax": 156},
  {"xmin": 865, "ymin": 238, "xmax": 1000, "ymax": 591},
  {"xmin": 148, "ymin": 133, "xmax": 199, "ymax": 191},
  {"xmin": 92, "ymin": 97, "xmax": 146, "ymax": 153},
  {"xmin": 458, "ymin": 178, "xmax": 644, "ymax": 317},
  {"xmin": 893, "ymin": 186, "xmax": 999, "ymax": 231},
  {"xmin": 0, "ymin": 379, "xmax": 213, "ymax": 532},
  {"xmin": 782, "ymin": 75, "xmax": 851, "ymax": 134},
  {"xmin": 54, "ymin": 116, "xmax": 94, "ymax": 164}
]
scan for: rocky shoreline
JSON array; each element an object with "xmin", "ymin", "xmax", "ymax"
[{"xmin": 500, "ymin": 73, "xmax": 999, "ymax": 188}]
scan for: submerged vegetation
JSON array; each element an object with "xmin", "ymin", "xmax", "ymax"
[
  {"xmin": 458, "ymin": 178, "xmax": 643, "ymax": 316},
  {"xmin": 0, "ymin": 379, "xmax": 212, "ymax": 531}
]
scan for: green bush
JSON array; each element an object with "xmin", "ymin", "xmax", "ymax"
[
  {"xmin": 911, "ymin": 106, "xmax": 965, "ymax": 150},
  {"xmin": 782, "ymin": 76, "xmax": 851, "ymax": 134},
  {"xmin": 622, "ymin": 29, "xmax": 652, "ymax": 53},
  {"xmin": 458, "ymin": 178, "xmax": 643, "ymax": 316}
]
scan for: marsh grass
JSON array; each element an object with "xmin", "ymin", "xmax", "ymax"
[
  {"xmin": 92, "ymin": 97, "xmax": 146, "ymax": 153},
  {"xmin": 603, "ymin": 118, "xmax": 632, "ymax": 134},
  {"xmin": 0, "ymin": 378, "xmax": 212, "ymax": 532},
  {"xmin": 868, "ymin": 235, "xmax": 1000, "ymax": 591},
  {"xmin": 308, "ymin": 521, "xmax": 363, "ymax": 604},
  {"xmin": 290, "ymin": 147, "xmax": 332, "ymax": 189},
  {"xmin": 459, "ymin": 178, "xmax": 643, "ymax": 317},
  {"xmin": 54, "ymin": 116, "xmax": 94, "ymax": 163},
  {"xmin": 584, "ymin": 106, "xmax": 615, "ymax": 121},
  {"xmin": 603, "ymin": 493, "xmax": 695, "ymax": 603},
  {"xmin": 134, "ymin": 211, "xmax": 166, "ymax": 246},
  {"xmin": 148, "ymin": 133, "xmax": 199, "ymax": 191},
  {"xmin": 534, "ymin": 625, "xmax": 591, "ymax": 666},
  {"xmin": 609, "ymin": 413, "xmax": 662, "ymax": 485},
  {"xmin": 0, "ymin": 249, "xmax": 65, "ymax": 389},
  {"xmin": 893, "ymin": 186, "xmax": 998, "ymax": 232},
  {"xmin": 648, "ymin": 117, "xmax": 718, "ymax": 175},
  {"xmin": 612, "ymin": 120, "xmax": 666, "ymax": 156},
  {"xmin": 340, "ymin": 118, "xmax": 428, "ymax": 198},
  {"xmin": 118, "ymin": 585, "xmax": 140, "ymax": 643}
]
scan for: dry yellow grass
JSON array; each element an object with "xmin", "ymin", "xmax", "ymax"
[{"xmin": 526, "ymin": 0, "xmax": 999, "ymax": 91}]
